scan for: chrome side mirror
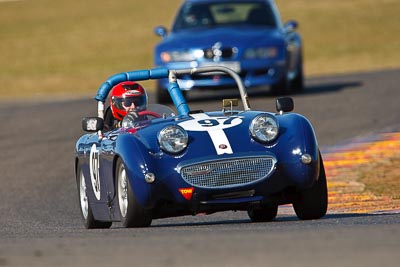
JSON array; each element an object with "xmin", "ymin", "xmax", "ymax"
[{"xmin": 82, "ymin": 117, "xmax": 104, "ymax": 132}]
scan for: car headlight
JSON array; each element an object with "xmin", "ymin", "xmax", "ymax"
[
  {"xmin": 244, "ymin": 47, "xmax": 278, "ymax": 59},
  {"xmin": 161, "ymin": 50, "xmax": 202, "ymax": 63},
  {"xmin": 158, "ymin": 125, "xmax": 188, "ymax": 154},
  {"xmin": 249, "ymin": 114, "xmax": 279, "ymax": 143}
]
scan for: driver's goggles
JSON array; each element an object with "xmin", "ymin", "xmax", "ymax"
[
  {"xmin": 113, "ymin": 96, "xmax": 145, "ymax": 109},
  {"xmin": 122, "ymin": 97, "xmax": 144, "ymax": 108}
]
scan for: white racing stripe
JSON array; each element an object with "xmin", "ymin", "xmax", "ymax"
[
  {"xmin": 208, "ymin": 128, "xmax": 233, "ymax": 155},
  {"xmin": 179, "ymin": 113, "xmax": 243, "ymax": 155}
]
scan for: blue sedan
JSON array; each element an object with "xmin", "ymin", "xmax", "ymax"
[{"xmin": 154, "ymin": 0, "xmax": 304, "ymax": 103}]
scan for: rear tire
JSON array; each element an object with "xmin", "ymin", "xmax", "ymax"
[
  {"xmin": 76, "ymin": 165, "xmax": 112, "ymax": 229},
  {"xmin": 116, "ymin": 158, "xmax": 152, "ymax": 228},
  {"xmin": 292, "ymin": 154, "xmax": 328, "ymax": 220},
  {"xmin": 248, "ymin": 205, "xmax": 278, "ymax": 222}
]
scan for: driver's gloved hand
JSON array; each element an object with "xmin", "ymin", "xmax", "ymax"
[
  {"xmin": 121, "ymin": 111, "xmax": 143, "ymax": 128},
  {"xmin": 129, "ymin": 111, "xmax": 139, "ymax": 120}
]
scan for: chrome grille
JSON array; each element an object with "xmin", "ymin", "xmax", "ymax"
[{"xmin": 180, "ymin": 157, "xmax": 276, "ymax": 189}]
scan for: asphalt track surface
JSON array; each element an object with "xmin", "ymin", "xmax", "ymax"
[{"xmin": 0, "ymin": 69, "xmax": 399, "ymax": 266}]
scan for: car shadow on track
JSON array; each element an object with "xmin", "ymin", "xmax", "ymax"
[
  {"xmin": 181, "ymin": 81, "xmax": 363, "ymax": 103},
  {"xmin": 148, "ymin": 211, "xmax": 396, "ymax": 228},
  {"xmin": 300, "ymin": 81, "xmax": 363, "ymax": 95}
]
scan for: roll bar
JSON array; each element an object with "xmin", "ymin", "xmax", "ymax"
[{"xmin": 94, "ymin": 66, "xmax": 251, "ymax": 118}]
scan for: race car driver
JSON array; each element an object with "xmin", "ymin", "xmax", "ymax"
[{"xmin": 104, "ymin": 81, "xmax": 148, "ymax": 130}]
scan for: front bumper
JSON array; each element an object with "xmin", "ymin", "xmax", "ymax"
[
  {"xmin": 141, "ymin": 151, "xmax": 318, "ymax": 218},
  {"xmin": 156, "ymin": 60, "xmax": 286, "ymax": 90}
]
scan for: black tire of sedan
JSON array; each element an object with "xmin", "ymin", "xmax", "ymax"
[
  {"xmin": 292, "ymin": 154, "xmax": 328, "ymax": 220},
  {"xmin": 116, "ymin": 158, "xmax": 152, "ymax": 228},
  {"xmin": 290, "ymin": 70, "xmax": 304, "ymax": 93},
  {"xmin": 76, "ymin": 165, "xmax": 112, "ymax": 229},
  {"xmin": 248, "ymin": 205, "xmax": 278, "ymax": 222},
  {"xmin": 290, "ymin": 55, "xmax": 304, "ymax": 93}
]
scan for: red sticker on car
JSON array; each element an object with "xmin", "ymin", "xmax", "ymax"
[{"xmin": 179, "ymin": 187, "xmax": 194, "ymax": 200}]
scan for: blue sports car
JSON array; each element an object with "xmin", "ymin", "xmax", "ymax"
[
  {"xmin": 154, "ymin": 0, "xmax": 303, "ymax": 103},
  {"xmin": 75, "ymin": 66, "xmax": 327, "ymax": 228}
]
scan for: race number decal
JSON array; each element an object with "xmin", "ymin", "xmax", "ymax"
[
  {"xmin": 89, "ymin": 144, "xmax": 101, "ymax": 200},
  {"xmin": 178, "ymin": 113, "xmax": 243, "ymax": 155}
]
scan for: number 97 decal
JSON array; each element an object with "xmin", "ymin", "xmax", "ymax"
[
  {"xmin": 179, "ymin": 115, "xmax": 243, "ymax": 131},
  {"xmin": 178, "ymin": 114, "xmax": 243, "ymax": 155}
]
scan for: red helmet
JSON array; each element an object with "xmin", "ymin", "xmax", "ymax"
[{"xmin": 109, "ymin": 81, "xmax": 148, "ymax": 120}]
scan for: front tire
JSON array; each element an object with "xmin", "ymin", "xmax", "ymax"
[
  {"xmin": 292, "ymin": 154, "xmax": 328, "ymax": 220},
  {"xmin": 116, "ymin": 158, "xmax": 152, "ymax": 228},
  {"xmin": 76, "ymin": 165, "xmax": 112, "ymax": 229}
]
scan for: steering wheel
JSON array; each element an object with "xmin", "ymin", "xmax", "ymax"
[
  {"xmin": 121, "ymin": 110, "xmax": 162, "ymax": 129},
  {"xmin": 138, "ymin": 110, "xmax": 161, "ymax": 119}
]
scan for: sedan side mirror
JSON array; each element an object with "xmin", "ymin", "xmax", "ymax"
[
  {"xmin": 82, "ymin": 117, "xmax": 104, "ymax": 132},
  {"xmin": 276, "ymin": 97, "xmax": 294, "ymax": 113},
  {"xmin": 154, "ymin": 26, "xmax": 168, "ymax": 37},
  {"xmin": 284, "ymin": 20, "xmax": 298, "ymax": 33}
]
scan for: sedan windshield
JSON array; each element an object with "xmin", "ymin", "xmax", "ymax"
[{"xmin": 172, "ymin": 1, "xmax": 278, "ymax": 32}]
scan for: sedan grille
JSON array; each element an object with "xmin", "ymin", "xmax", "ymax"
[
  {"xmin": 204, "ymin": 47, "xmax": 235, "ymax": 59},
  {"xmin": 180, "ymin": 157, "xmax": 276, "ymax": 189}
]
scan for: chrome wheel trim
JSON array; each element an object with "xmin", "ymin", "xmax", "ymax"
[
  {"xmin": 117, "ymin": 164, "xmax": 129, "ymax": 218},
  {"xmin": 79, "ymin": 171, "xmax": 89, "ymax": 220}
]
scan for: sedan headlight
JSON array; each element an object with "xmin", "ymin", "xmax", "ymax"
[
  {"xmin": 249, "ymin": 114, "xmax": 279, "ymax": 143},
  {"xmin": 244, "ymin": 47, "xmax": 278, "ymax": 59},
  {"xmin": 158, "ymin": 125, "xmax": 188, "ymax": 154},
  {"xmin": 161, "ymin": 50, "xmax": 202, "ymax": 63}
]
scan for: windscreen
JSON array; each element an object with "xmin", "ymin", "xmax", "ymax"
[
  {"xmin": 172, "ymin": 1, "xmax": 277, "ymax": 31},
  {"xmin": 147, "ymin": 104, "xmax": 176, "ymax": 118}
]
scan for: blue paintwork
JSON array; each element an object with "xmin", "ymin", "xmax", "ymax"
[
  {"xmin": 75, "ymin": 65, "xmax": 321, "ymax": 223},
  {"xmin": 95, "ymin": 68, "xmax": 169, "ymax": 102},
  {"xmin": 167, "ymin": 81, "xmax": 190, "ymax": 115},
  {"xmin": 153, "ymin": 0, "xmax": 302, "ymax": 93}
]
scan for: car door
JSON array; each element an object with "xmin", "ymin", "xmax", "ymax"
[{"xmin": 78, "ymin": 131, "xmax": 121, "ymax": 220}]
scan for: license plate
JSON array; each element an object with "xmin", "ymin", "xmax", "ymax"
[{"xmin": 200, "ymin": 61, "xmax": 241, "ymax": 73}]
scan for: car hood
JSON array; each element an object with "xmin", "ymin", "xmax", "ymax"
[
  {"xmin": 133, "ymin": 111, "xmax": 271, "ymax": 158},
  {"xmin": 156, "ymin": 26, "xmax": 284, "ymax": 50}
]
